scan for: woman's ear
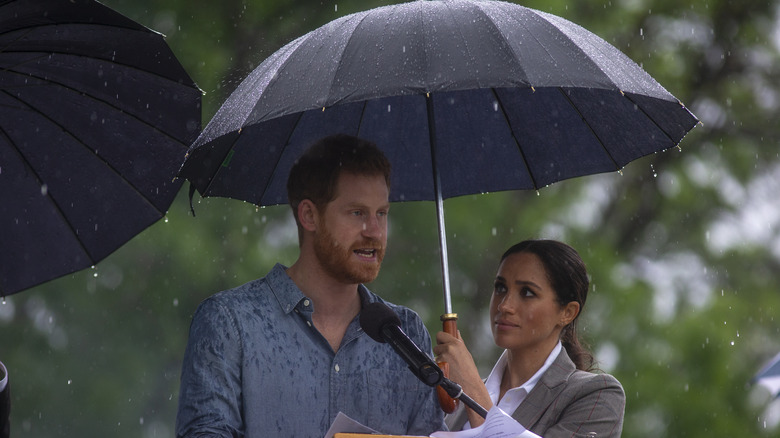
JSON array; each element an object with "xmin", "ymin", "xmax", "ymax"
[
  {"xmin": 297, "ymin": 199, "xmax": 319, "ymax": 232},
  {"xmin": 560, "ymin": 301, "xmax": 580, "ymax": 326}
]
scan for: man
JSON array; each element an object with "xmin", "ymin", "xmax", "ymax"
[{"xmin": 176, "ymin": 134, "xmax": 445, "ymax": 437}]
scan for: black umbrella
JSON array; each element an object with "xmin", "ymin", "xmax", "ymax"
[
  {"xmin": 178, "ymin": 0, "xmax": 697, "ymax": 409},
  {"xmin": 0, "ymin": 0, "xmax": 202, "ymax": 296},
  {"xmin": 180, "ymin": 0, "xmax": 697, "ymax": 310}
]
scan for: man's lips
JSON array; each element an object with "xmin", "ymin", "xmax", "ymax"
[{"xmin": 353, "ymin": 248, "xmax": 380, "ymax": 259}]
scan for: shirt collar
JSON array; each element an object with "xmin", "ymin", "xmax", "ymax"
[
  {"xmin": 484, "ymin": 341, "xmax": 563, "ymax": 406},
  {"xmin": 266, "ymin": 263, "xmax": 377, "ymax": 314}
]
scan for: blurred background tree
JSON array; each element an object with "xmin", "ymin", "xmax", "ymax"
[{"xmin": 2, "ymin": 0, "xmax": 779, "ymax": 436}]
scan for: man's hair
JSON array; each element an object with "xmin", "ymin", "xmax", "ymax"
[{"xmin": 286, "ymin": 134, "xmax": 391, "ymax": 224}]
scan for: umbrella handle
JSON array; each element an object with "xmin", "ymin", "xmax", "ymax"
[{"xmin": 436, "ymin": 313, "xmax": 460, "ymax": 413}]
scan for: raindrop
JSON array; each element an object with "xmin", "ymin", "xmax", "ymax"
[
  {"xmin": 164, "ymin": 216, "xmax": 169, "ymax": 223},
  {"xmin": 335, "ymin": 4, "xmax": 338, "ymax": 12},
  {"xmin": 491, "ymin": 227, "xmax": 497, "ymax": 236},
  {"xmin": 40, "ymin": 184, "xmax": 48, "ymax": 196},
  {"xmin": 650, "ymin": 164, "xmax": 657, "ymax": 178},
  {"xmin": 387, "ymin": 104, "xmax": 392, "ymax": 113},
  {"xmin": 67, "ymin": 380, "xmax": 72, "ymax": 385},
  {"xmin": 493, "ymin": 101, "xmax": 499, "ymax": 111},
  {"xmin": 173, "ymin": 298, "xmax": 179, "ymax": 307}
]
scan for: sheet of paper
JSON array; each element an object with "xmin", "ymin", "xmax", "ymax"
[
  {"xmin": 430, "ymin": 406, "xmax": 530, "ymax": 438},
  {"xmin": 324, "ymin": 412, "xmax": 380, "ymax": 438}
]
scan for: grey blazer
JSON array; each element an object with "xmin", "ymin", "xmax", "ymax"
[{"xmin": 445, "ymin": 348, "xmax": 625, "ymax": 437}]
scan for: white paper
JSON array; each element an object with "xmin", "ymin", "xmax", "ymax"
[
  {"xmin": 430, "ymin": 406, "xmax": 531, "ymax": 438},
  {"xmin": 323, "ymin": 412, "xmax": 380, "ymax": 438}
]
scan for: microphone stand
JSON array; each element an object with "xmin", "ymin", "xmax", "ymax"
[{"xmin": 438, "ymin": 377, "xmax": 488, "ymax": 419}]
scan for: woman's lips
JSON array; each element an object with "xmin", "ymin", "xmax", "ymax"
[{"xmin": 494, "ymin": 319, "xmax": 518, "ymax": 330}]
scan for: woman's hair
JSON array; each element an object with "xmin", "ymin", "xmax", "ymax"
[{"xmin": 500, "ymin": 239, "xmax": 595, "ymax": 371}]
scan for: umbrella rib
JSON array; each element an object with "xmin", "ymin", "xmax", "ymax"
[
  {"xmin": 4, "ymin": 18, "xmax": 197, "ymax": 85},
  {"xmin": 0, "ymin": 110, "xmax": 97, "ymax": 263},
  {"xmin": 3, "ymin": 55, "xmax": 198, "ymax": 147},
  {"xmin": 214, "ymin": 110, "xmax": 308, "ymax": 207},
  {"xmin": 1, "ymin": 87, "xmax": 175, "ymax": 217},
  {"xmin": 322, "ymin": 12, "xmax": 375, "ymax": 106},
  {"xmin": 620, "ymin": 92, "xmax": 683, "ymax": 146},
  {"xmin": 6, "ymin": 52, "xmax": 202, "ymax": 141},
  {"xmin": 490, "ymin": 88, "xmax": 541, "ymax": 190},
  {"xmin": 468, "ymin": 1, "xmax": 530, "ymax": 86},
  {"xmin": 556, "ymin": 86, "xmax": 621, "ymax": 170}
]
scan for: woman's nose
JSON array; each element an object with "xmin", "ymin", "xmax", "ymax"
[{"xmin": 497, "ymin": 293, "xmax": 517, "ymax": 314}]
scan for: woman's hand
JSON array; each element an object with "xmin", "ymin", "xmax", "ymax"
[{"xmin": 434, "ymin": 331, "xmax": 493, "ymax": 426}]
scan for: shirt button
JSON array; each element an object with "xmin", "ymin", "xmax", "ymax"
[
  {"xmin": 303, "ymin": 299, "xmax": 310, "ymax": 306},
  {"xmin": 334, "ymin": 364, "xmax": 340, "ymax": 372}
]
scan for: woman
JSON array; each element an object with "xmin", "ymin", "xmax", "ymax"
[{"xmin": 434, "ymin": 239, "xmax": 625, "ymax": 437}]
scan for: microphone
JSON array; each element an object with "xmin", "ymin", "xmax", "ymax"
[{"xmin": 359, "ymin": 302, "xmax": 443, "ymax": 387}]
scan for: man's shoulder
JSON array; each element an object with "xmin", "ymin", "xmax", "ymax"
[
  {"xmin": 199, "ymin": 266, "xmax": 280, "ymax": 308},
  {"xmin": 364, "ymin": 291, "xmax": 422, "ymax": 321},
  {"xmin": 363, "ymin": 292, "xmax": 428, "ymax": 340}
]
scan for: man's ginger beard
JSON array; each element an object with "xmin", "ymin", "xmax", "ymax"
[{"xmin": 312, "ymin": 216, "xmax": 385, "ymax": 284}]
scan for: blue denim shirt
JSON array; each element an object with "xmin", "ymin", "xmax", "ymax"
[{"xmin": 176, "ymin": 264, "xmax": 446, "ymax": 438}]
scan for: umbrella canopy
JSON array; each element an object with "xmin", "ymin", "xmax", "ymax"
[
  {"xmin": 754, "ymin": 352, "xmax": 780, "ymax": 399},
  {"xmin": 178, "ymin": 0, "xmax": 697, "ymax": 310},
  {"xmin": 180, "ymin": 0, "xmax": 697, "ymax": 205},
  {"xmin": 0, "ymin": 0, "xmax": 202, "ymax": 296}
]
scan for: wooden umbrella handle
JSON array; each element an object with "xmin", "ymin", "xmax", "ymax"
[{"xmin": 436, "ymin": 313, "xmax": 460, "ymax": 413}]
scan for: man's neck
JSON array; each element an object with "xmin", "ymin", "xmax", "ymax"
[{"xmin": 286, "ymin": 258, "xmax": 362, "ymax": 351}]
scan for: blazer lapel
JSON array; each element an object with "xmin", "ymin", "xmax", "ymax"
[{"xmin": 511, "ymin": 349, "xmax": 575, "ymax": 429}]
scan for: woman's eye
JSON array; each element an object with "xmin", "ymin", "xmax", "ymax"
[
  {"xmin": 493, "ymin": 283, "xmax": 507, "ymax": 295},
  {"xmin": 521, "ymin": 287, "xmax": 535, "ymax": 297}
]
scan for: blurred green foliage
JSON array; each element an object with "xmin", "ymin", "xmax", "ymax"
[{"xmin": 2, "ymin": 0, "xmax": 780, "ymax": 436}]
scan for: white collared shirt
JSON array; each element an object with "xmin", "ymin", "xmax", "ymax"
[{"xmin": 463, "ymin": 341, "xmax": 562, "ymax": 430}]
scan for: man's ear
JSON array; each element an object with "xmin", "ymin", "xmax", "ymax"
[
  {"xmin": 560, "ymin": 301, "xmax": 580, "ymax": 327},
  {"xmin": 297, "ymin": 199, "xmax": 318, "ymax": 232}
]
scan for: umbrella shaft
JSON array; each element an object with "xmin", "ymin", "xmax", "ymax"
[
  {"xmin": 436, "ymin": 191, "xmax": 453, "ymax": 314},
  {"xmin": 427, "ymin": 95, "xmax": 453, "ymax": 314}
]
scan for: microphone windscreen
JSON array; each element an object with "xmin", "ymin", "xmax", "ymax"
[{"xmin": 360, "ymin": 302, "xmax": 402, "ymax": 343}]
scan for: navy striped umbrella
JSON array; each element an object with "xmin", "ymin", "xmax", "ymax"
[{"xmin": 0, "ymin": 0, "xmax": 202, "ymax": 295}]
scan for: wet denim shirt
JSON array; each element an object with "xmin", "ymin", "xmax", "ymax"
[{"xmin": 176, "ymin": 263, "xmax": 446, "ymax": 438}]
